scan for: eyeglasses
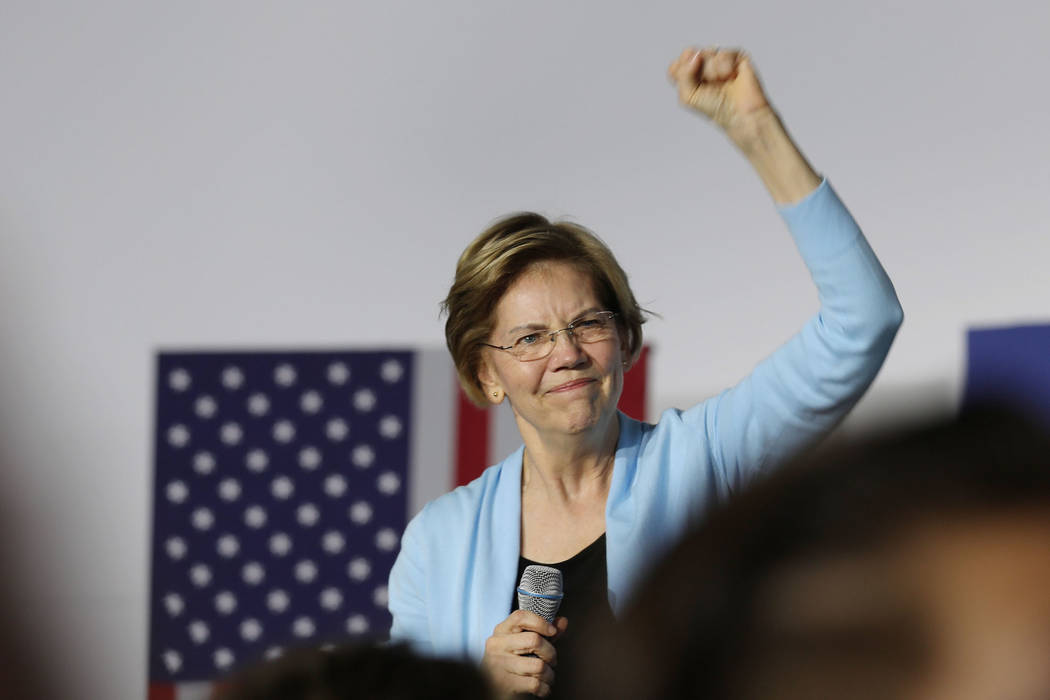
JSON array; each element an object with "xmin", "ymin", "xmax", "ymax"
[{"xmin": 482, "ymin": 311, "xmax": 618, "ymax": 362}]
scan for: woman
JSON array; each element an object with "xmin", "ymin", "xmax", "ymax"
[{"xmin": 389, "ymin": 46, "xmax": 903, "ymax": 699}]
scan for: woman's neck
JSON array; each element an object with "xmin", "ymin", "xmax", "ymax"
[{"xmin": 519, "ymin": 413, "xmax": 620, "ymax": 503}]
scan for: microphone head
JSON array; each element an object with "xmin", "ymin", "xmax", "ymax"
[{"xmin": 517, "ymin": 564, "xmax": 564, "ymax": 623}]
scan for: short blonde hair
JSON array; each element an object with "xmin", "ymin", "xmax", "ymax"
[{"xmin": 443, "ymin": 212, "xmax": 647, "ymax": 407}]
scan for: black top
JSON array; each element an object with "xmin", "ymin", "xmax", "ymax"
[{"xmin": 512, "ymin": 533, "xmax": 616, "ymax": 699}]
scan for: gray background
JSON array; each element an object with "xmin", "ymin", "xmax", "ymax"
[{"xmin": 1, "ymin": 1, "xmax": 1048, "ymax": 697}]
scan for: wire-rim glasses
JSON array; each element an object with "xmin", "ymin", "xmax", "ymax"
[{"xmin": 481, "ymin": 311, "xmax": 618, "ymax": 362}]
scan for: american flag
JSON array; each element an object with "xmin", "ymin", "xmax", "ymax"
[
  {"xmin": 965, "ymin": 324, "xmax": 1050, "ymax": 426},
  {"xmin": 148, "ymin": 348, "xmax": 648, "ymax": 700}
]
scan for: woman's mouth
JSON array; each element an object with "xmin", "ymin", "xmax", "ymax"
[{"xmin": 547, "ymin": 378, "xmax": 595, "ymax": 394}]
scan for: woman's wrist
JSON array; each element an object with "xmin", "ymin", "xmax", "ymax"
[{"xmin": 725, "ymin": 106, "xmax": 822, "ymax": 205}]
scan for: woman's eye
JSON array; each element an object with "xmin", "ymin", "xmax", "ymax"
[
  {"xmin": 574, "ymin": 318, "xmax": 601, "ymax": 328},
  {"xmin": 517, "ymin": 333, "xmax": 541, "ymax": 346}
]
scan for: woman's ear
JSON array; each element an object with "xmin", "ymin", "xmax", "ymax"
[
  {"xmin": 620, "ymin": 335, "xmax": 634, "ymax": 373},
  {"xmin": 477, "ymin": 357, "xmax": 504, "ymax": 405}
]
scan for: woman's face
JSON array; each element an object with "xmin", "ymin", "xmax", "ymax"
[{"xmin": 478, "ymin": 260, "xmax": 626, "ymax": 443}]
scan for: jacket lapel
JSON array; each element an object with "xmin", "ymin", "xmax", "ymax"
[
  {"xmin": 606, "ymin": 412, "xmax": 642, "ymax": 616},
  {"xmin": 468, "ymin": 445, "xmax": 523, "ymax": 659}
]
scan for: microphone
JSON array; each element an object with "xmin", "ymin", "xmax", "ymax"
[{"xmin": 517, "ymin": 564, "xmax": 564, "ymax": 623}]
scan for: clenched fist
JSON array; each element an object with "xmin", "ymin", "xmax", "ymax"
[{"xmin": 668, "ymin": 47, "xmax": 770, "ymax": 132}]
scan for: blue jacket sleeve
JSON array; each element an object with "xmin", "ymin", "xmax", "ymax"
[{"xmin": 685, "ymin": 178, "xmax": 903, "ymax": 492}]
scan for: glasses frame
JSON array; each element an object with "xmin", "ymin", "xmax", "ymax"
[{"xmin": 481, "ymin": 311, "xmax": 618, "ymax": 362}]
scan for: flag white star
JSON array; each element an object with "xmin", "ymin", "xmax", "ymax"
[
  {"xmin": 322, "ymin": 531, "xmax": 345, "ymax": 554},
  {"xmin": 378, "ymin": 415, "xmax": 402, "ymax": 439},
  {"xmin": 274, "ymin": 364, "xmax": 297, "ymax": 387},
  {"xmin": 326, "ymin": 418, "xmax": 349, "ymax": 442},
  {"xmin": 377, "ymin": 471, "xmax": 401, "ymax": 495},
  {"xmin": 246, "ymin": 448, "xmax": 269, "ymax": 472},
  {"xmin": 189, "ymin": 563, "xmax": 212, "ymax": 588},
  {"xmin": 319, "ymin": 587, "xmax": 343, "ymax": 611},
  {"xmin": 221, "ymin": 366, "xmax": 244, "ymax": 390},
  {"xmin": 244, "ymin": 505, "xmax": 267, "ymax": 529},
  {"xmin": 267, "ymin": 589, "xmax": 290, "ymax": 614},
  {"xmin": 347, "ymin": 557, "xmax": 372, "ymax": 582},
  {"xmin": 269, "ymin": 532, "xmax": 292, "ymax": 557},
  {"xmin": 271, "ymin": 476, "xmax": 295, "ymax": 500},
  {"xmin": 294, "ymin": 560, "xmax": 318, "ymax": 584},
  {"xmin": 188, "ymin": 619, "xmax": 210, "ymax": 644},
  {"xmin": 346, "ymin": 615, "xmax": 370, "ymax": 635},
  {"xmin": 167, "ymin": 424, "xmax": 190, "ymax": 448},
  {"xmin": 240, "ymin": 618, "xmax": 263, "ymax": 642},
  {"xmin": 162, "ymin": 650, "xmax": 182, "ymax": 673},
  {"xmin": 163, "ymin": 593, "xmax": 185, "ymax": 617},
  {"xmin": 246, "ymin": 392, "xmax": 271, "ymax": 416},
  {"xmin": 297, "ymin": 503, "xmax": 320, "ymax": 527},
  {"xmin": 380, "ymin": 359, "xmax": 404, "ymax": 383},
  {"xmin": 372, "ymin": 585, "xmax": 389, "ymax": 607},
  {"xmin": 216, "ymin": 534, "xmax": 240, "ymax": 558},
  {"xmin": 168, "ymin": 368, "xmax": 192, "ymax": 392},
  {"xmin": 353, "ymin": 389, "xmax": 377, "ymax": 412},
  {"xmin": 214, "ymin": 591, "xmax": 237, "ymax": 615},
  {"xmin": 166, "ymin": 481, "xmax": 189, "ymax": 504},
  {"xmin": 194, "ymin": 395, "xmax": 218, "ymax": 419},
  {"xmin": 327, "ymin": 362, "xmax": 351, "ymax": 385},
  {"xmin": 348, "ymin": 501, "xmax": 373, "ymax": 525},
  {"xmin": 298, "ymin": 446, "xmax": 322, "ymax": 470},
  {"xmin": 191, "ymin": 507, "xmax": 214, "ymax": 531},
  {"xmin": 242, "ymin": 562, "xmax": 265, "ymax": 586},
  {"xmin": 220, "ymin": 422, "xmax": 243, "ymax": 445},
  {"xmin": 375, "ymin": 528, "xmax": 399, "ymax": 551},
  {"xmin": 214, "ymin": 648, "xmax": 235, "ymax": 670},
  {"xmin": 218, "ymin": 478, "xmax": 241, "ymax": 502},
  {"xmin": 323, "ymin": 474, "xmax": 348, "ymax": 498},
  {"xmin": 273, "ymin": 420, "xmax": 296, "ymax": 443},
  {"xmin": 351, "ymin": 444, "xmax": 375, "ymax": 469},
  {"xmin": 292, "ymin": 616, "xmax": 315, "ymax": 638},
  {"xmin": 193, "ymin": 451, "xmax": 216, "ymax": 475},
  {"xmin": 165, "ymin": 537, "xmax": 187, "ymax": 560},
  {"xmin": 299, "ymin": 390, "xmax": 323, "ymax": 414}
]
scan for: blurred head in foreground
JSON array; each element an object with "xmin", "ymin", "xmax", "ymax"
[
  {"xmin": 212, "ymin": 642, "xmax": 492, "ymax": 700},
  {"xmin": 572, "ymin": 408, "xmax": 1050, "ymax": 700}
]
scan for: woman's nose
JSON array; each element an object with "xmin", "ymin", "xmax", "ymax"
[{"xmin": 547, "ymin": 328, "xmax": 587, "ymax": 366}]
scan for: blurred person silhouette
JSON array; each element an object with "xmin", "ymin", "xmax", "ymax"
[
  {"xmin": 0, "ymin": 452, "xmax": 59, "ymax": 700},
  {"xmin": 211, "ymin": 641, "xmax": 493, "ymax": 700},
  {"xmin": 567, "ymin": 408, "xmax": 1050, "ymax": 700}
]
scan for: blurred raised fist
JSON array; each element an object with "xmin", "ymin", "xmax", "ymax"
[{"xmin": 668, "ymin": 47, "xmax": 770, "ymax": 130}]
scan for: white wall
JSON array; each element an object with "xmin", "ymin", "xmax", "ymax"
[{"xmin": 1, "ymin": 1, "xmax": 1048, "ymax": 696}]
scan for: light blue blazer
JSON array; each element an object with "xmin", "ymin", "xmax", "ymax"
[{"xmin": 388, "ymin": 179, "xmax": 903, "ymax": 661}]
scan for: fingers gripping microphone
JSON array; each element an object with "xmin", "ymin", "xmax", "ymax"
[{"xmin": 517, "ymin": 565, "xmax": 564, "ymax": 623}]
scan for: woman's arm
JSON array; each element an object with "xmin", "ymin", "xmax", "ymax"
[
  {"xmin": 665, "ymin": 48, "xmax": 903, "ymax": 489},
  {"xmin": 668, "ymin": 48, "xmax": 821, "ymax": 204}
]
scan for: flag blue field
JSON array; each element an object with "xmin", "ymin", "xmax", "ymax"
[
  {"xmin": 964, "ymin": 324, "xmax": 1050, "ymax": 425},
  {"xmin": 149, "ymin": 352, "xmax": 413, "ymax": 696}
]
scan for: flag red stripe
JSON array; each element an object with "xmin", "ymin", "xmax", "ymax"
[
  {"xmin": 455, "ymin": 389, "xmax": 490, "ymax": 487},
  {"xmin": 618, "ymin": 346, "xmax": 648, "ymax": 421},
  {"xmin": 148, "ymin": 683, "xmax": 175, "ymax": 700}
]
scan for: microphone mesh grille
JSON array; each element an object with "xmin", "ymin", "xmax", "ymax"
[{"xmin": 517, "ymin": 564, "xmax": 564, "ymax": 623}]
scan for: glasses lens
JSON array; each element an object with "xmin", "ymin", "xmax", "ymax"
[
  {"xmin": 572, "ymin": 312, "xmax": 613, "ymax": 342},
  {"xmin": 511, "ymin": 333, "xmax": 547, "ymax": 361}
]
